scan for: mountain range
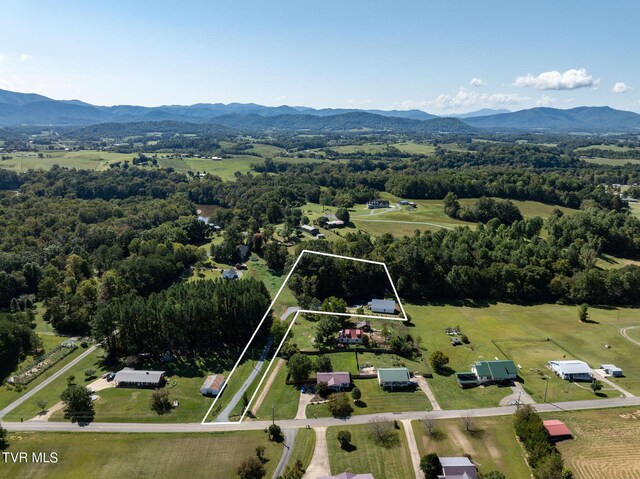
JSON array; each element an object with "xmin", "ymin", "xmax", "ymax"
[{"xmin": 1, "ymin": 88, "xmax": 639, "ymax": 132}]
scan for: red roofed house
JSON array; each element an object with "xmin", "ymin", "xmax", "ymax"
[
  {"xmin": 543, "ymin": 420, "xmax": 573, "ymax": 442},
  {"xmin": 338, "ymin": 328, "xmax": 364, "ymax": 345},
  {"xmin": 317, "ymin": 372, "xmax": 351, "ymax": 391}
]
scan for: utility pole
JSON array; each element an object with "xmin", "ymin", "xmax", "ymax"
[
  {"xmin": 544, "ymin": 379, "xmax": 549, "ymax": 403},
  {"xmin": 272, "ymin": 404, "xmax": 275, "ymax": 426}
]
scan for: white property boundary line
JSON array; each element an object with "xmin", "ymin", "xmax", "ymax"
[{"xmin": 201, "ymin": 249, "xmax": 408, "ymax": 425}]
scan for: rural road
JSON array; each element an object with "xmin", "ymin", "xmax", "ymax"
[
  {"xmin": 216, "ymin": 337, "xmax": 274, "ymax": 422},
  {"xmin": 619, "ymin": 326, "xmax": 640, "ymax": 347},
  {"xmin": 5, "ymin": 396, "xmax": 640, "ymax": 433},
  {"xmin": 281, "ymin": 306, "xmax": 301, "ymax": 321},
  {"xmin": 272, "ymin": 427, "xmax": 298, "ymax": 479},
  {"xmin": 0, "ymin": 345, "xmax": 97, "ymax": 420}
]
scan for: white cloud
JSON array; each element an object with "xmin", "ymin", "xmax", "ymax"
[
  {"xmin": 346, "ymin": 98, "xmax": 373, "ymax": 108},
  {"xmin": 536, "ymin": 95, "xmax": 556, "ymax": 107},
  {"xmin": 20, "ymin": 54, "xmax": 32, "ymax": 62},
  {"xmin": 612, "ymin": 82, "xmax": 632, "ymax": 93},
  {"xmin": 393, "ymin": 87, "xmax": 529, "ymax": 113},
  {"xmin": 513, "ymin": 68, "xmax": 597, "ymax": 90},
  {"xmin": 0, "ymin": 55, "xmax": 4, "ymax": 63},
  {"xmin": 470, "ymin": 78, "xmax": 486, "ymax": 87}
]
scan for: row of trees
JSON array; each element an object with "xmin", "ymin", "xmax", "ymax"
[{"xmin": 93, "ymin": 278, "xmax": 271, "ymax": 358}]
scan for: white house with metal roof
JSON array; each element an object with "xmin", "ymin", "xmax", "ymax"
[
  {"xmin": 369, "ymin": 299, "xmax": 396, "ymax": 314},
  {"xmin": 548, "ymin": 360, "xmax": 592, "ymax": 381},
  {"xmin": 114, "ymin": 368, "xmax": 166, "ymax": 388}
]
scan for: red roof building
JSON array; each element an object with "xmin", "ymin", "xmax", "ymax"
[
  {"xmin": 338, "ymin": 328, "xmax": 364, "ymax": 344},
  {"xmin": 543, "ymin": 420, "xmax": 572, "ymax": 441}
]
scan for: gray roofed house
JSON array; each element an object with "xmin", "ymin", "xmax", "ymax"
[
  {"xmin": 317, "ymin": 372, "xmax": 351, "ymax": 391},
  {"xmin": 549, "ymin": 360, "xmax": 592, "ymax": 381},
  {"xmin": 438, "ymin": 456, "xmax": 478, "ymax": 479},
  {"xmin": 222, "ymin": 267, "xmax": 238, "ymax": 280},
  {"xmin": 114, "ymin": 368, "xmax": 165, "ymax": 388}
]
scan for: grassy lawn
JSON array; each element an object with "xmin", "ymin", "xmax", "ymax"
[
  {"xmin": 287, "ymin": 428, "xmax": 316, "ymax": 471},
  {"xmin": 254, "ymin": 360, "xmax": 299, "ymax": 421},
  {"xmin": 412, "ymin": 416, "xmax": 531, "ymax": 477},
  {"xmin": 405, "ymin": 302, "xmax": 640, "ymax": 407},
  {"xmin": 327, "ymin": 422, "xmax": 415, "ymax": 479},
  {"xmin": 583, "ymin": 157, "xmax": 640, "ymax": 166},
  {"xmin": 543, "ymin": 407, "xmax": 640, "ymax": 478},
  {"xmin": 0, "ymin": 150, "xmax": 136, "ymax": 172},
  {"xmin": 3, "ymin": 348, "xmax": 105, "ymax": 421},
  {"xmin": 1, "ymin": 431, "xmax": 283, "ymax": 479}
]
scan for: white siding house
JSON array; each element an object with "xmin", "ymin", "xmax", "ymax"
[{"xmin": 370, "ymin": 299, "xmax": 396, "ymax": 314}]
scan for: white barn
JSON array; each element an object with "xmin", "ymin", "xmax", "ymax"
[
  {"xmin": 370, "ymin": 299, "xmax": 396, "ymax": 314},
  {"xmin": 600, "ymin": 364, "xmax": 623, "ymax": 377},
  {"xmin": 200, "ymin": 374, "xmax": 225, "ymax": 396},
  {"xmin": 549, "ymin": 360, "xmax": 592, "ymax": 381}
]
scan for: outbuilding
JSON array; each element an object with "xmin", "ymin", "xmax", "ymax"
[
  {"xmin": 600, "ymin": 364, "xmax": 623, "ymax": 377},
  {"xmin": 301, "ymin": 224, "xmax": 319, "ymax": 235},
  {"xmin": 200, "ymin": 374, "xmax": 225, "ymax": 396},
  {"xmin": 370, "ymin": 299, "xmax": 396, "ymax": 314},
  {"xmin": 543, "ymin": 420, "xmax": 573, "ymax": 442},
  {"xmin": 438, "ymin": 457, "xmax": 478, "ymax": 479},
  {"xmin": 326, "ymin": 220, "xmax": 345, "ymax": 228}
]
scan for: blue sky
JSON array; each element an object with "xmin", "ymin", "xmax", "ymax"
[{"xmin": 0, "ymin": 0, "xmax": 638, "ymax": 113}]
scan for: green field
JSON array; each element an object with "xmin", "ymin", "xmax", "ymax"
[
  {"xmin": 412, "ymin": 416, "xmax": 531, "ymax": 477},
  {"xmin": 254, "ymin": 360, "xmax": 299, "ymax": 421},
  {"xmin": 327, "ymin": 422, "xmax": 416, "ymax": 479},
  {"xmin": 1, "ymin": 431, "xmax": 283, "ymax": 479},
  {"xmin": 583, "ymin": 157, "xmax": 640, "ymax": 166},
  {"xmin": 404, "ymin": 302, "xmax": 640, "ymax": 408},
  {"xmin": 0, "ymin": 150, "xmax": 137, "ymax": 172}
]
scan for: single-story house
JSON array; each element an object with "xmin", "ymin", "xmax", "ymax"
[
  {"xmin": 326, "ymin": 220, "xmax": 345, "ymax": 228},
  {"xmin": 301, "ymin": 224, "xmax": 319, "ymax": 235},
  {"xmin": 317, "ymin": 372, "xmax": 351, "ymax": 391},
  {"xmin": 367, "ymin": 199, "xmax": 390, "ymax": 209},
  {"xmin": 471, "ymin": 360, "xmax": 518, "ymax": 384},
  {"xmin": 600, "ymin": 364, "xmax": 623, "ymax": 377},
  {"xmin": 377, "ymin": 367, "xmax": 412, "ymax": 390},
  {"xmin": 438, "ymin": 456, "xmax": 478, "ymax": 479},
  {"xmin": 222, "ymin": 268, "xmax": 238, "ymax": 280},
  {"xmin": 338, "ymin": 329, "xmax": 364, "ymax": 344},
  {"xmin": 370, "ymin": 299, "xmax": 396, "ymax": 314},
  {"xmin": 355, "ymin": 320, "xmax": 372, "ymax": 332},
  {"xmin": 549, "ymin": 360, "xmax": 592, "ymax": 381},
  {"xmin": 399, "ymin": 199, "xmax": 410, "ymax": 205},
  {"xmin": 200, "ymin": 374, "xmax": 225, "ymax": 396},
  {"xmin": 319, "ymin": 473, "xmax": 375, "ymax": 479},
  {"xmin": 543, "ymin": 420, "xmax": 573, "ymax": 442},
  {"xmin": 114, "ymin": 369, "xmax": 165, "ymax": 388}
]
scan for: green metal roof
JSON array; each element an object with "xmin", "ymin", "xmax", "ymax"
[
  {"xmin": 377, "ymin": 368, "xmax": 410, "ymax": 383},
  {"xmin": 474, "ymin": 360, "xmax": 517, "ymax": 381}
]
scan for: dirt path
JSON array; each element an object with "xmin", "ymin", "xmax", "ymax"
[
  {"xmin": 303, "ymin": 427, "xmax": 330, "ymax": 479},
  {"xmin": 251, "ymin": 358, "xmax": 285, "ymax": 416},
  {"xmin": 402, "ymin": 419, "xmax": 423, "ymax": 479},
  {"xmin": 620, "ymin": 326, "xmax": 640, "ymax": 347},
  {"xmin": 414, "ymin": 375, "xmax": 442, "ymax": 410},
  {"xmin": 446, "ymin": 423, "xmax": 477, "ymax": 457},
  {"xmin": 29, "ymin": 401, "xmax": 65, "ymax": 421}
]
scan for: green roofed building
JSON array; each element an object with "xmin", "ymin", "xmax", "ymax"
[
  {"xmin": 377, "ymin": 367, "xmax": 412, "ymax": 390},
  {"xmin": 471, "ymin": 360, "xmax": 517, "ymax": 384}
]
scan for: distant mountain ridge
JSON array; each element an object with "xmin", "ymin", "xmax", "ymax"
[{"xmin": 0, "ymin": 88, "xmax": 639, "ymax": 132}]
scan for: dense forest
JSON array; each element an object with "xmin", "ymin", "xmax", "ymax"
[{"xmin": 1, "ymin": 136, "xmax": 640, "ymax": 349}]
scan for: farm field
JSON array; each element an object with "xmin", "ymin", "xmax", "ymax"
[
  {"xmin": 0, "ymin": 150, "xmax": 137, "ymax": 172},
  {"xmin": 547, "ymin": 407, "xmax": 640, "ymax": 478},
  {"xmin": 326, "ymin": 422, "xmax": 416, "ymax": 479},
  {"xmin": 404, "ymin": 302, "xmax": 640, "ymax": 407},
  {"xmin": 0, "ymin": 431, "xmax": 283, "ymax": 479},
  {"xmin": 583, "ymin": 157, "xmax": 640, "ymax": 166},
  {"xmin": 412, "ymin": 416, "xmax": 531, "ymax": 477}
]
